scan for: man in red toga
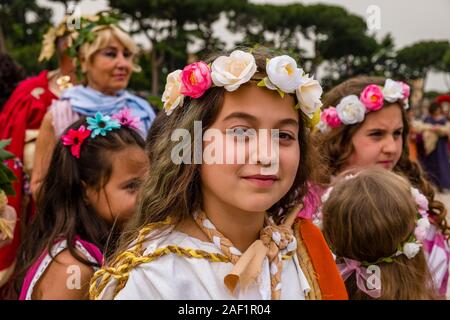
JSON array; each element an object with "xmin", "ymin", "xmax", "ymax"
[{"xmin": 0, "ymin": 17, "xmax": 77, "ymax": 294}]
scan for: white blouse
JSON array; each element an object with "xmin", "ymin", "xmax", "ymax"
[{"xmin": 98, "ymin": 228, "xmax": 311, "ymax": 300}]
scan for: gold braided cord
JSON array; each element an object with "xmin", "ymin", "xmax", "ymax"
[
  {"xmin": 193, "ymin": 211, "xmax": 296, "ymax": 300},
  {"xmin": 90, "ymin": 218, "xmax": 173, "ymax": 299},
  {"xmin": 90, "ymin": 217, "xmax": 296, "ymax": 300},
  {"xmin": 90, "ymin": 244, "xmax": 232, "ymax": 299}
]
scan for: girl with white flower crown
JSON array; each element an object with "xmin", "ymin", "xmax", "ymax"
[
  {"xmin": 307, "ymin": 76, "xmax": 450, "ymax": 297},
  {"xmin": 90, "ymin": 47, "xmax": 348, "ymax": 300},
  {"xmin": 322, "ymin": 167, "xmax": 438, "ymax": 299},
  {"xmin": 10, "ymin": 113, "xmax": 148, "ymax": 300}
]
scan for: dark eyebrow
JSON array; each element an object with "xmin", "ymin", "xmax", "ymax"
[
  {"xmin": 102, "ymin": 46, "xmax": 118, "ymax": 50},
  {"xmin": 222, "ymin": 112, "xmax": 298, "ymax": 127},
  {"xmin": 119, "ymin": 177, "xmax": 140, "ymax": 188},
  {"xmin": 223, "ymin": 112, "xmax": 258, "ymax": 123},
  {"xmin": 277, "ymin": 118, "xmax": 299, "ymax": 128},
  {"xmin": 368, "ymin": 126, "xmax": 404, "ymax": 130}
]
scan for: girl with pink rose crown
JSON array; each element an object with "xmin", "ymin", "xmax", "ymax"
[{"xmin": 304, "ymin": 76, "xmax": 450, "ymax": 297}]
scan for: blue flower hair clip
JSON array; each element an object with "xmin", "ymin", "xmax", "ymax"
[{"xmin": 87, "ymin": 112, "xmax": 121, "ymax": 138}]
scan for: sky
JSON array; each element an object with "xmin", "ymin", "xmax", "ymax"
[{"xmin": 37, "ymin": 0, "xmax": 450, "ymax": 92}]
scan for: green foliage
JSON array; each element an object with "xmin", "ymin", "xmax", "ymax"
[
  {"xmin": 147, "ymin": 95, "xmax": 163, "ymax": 111},
  {"xmin": 396, "ymin": 41, "xmax": 450, "ymax": 79},
  {"xmin": 0, "ymin": 0, "xmax": 53, "ymax": 74},
  {"xmin": 2, "ymin": 0, "xmax": 449, "ymax": 96},
  {"xmin": 109, "ymin": 0, "xmax": 246, "ymax": 94},
  {"xmin": 443, "ymin": 49, "xmax": 450, "ymax": 73},
  {"xmin": 0, "ymin": 140, "xmax": 17, "ymax": 196}
]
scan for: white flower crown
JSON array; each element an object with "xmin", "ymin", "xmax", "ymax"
[
  {"xmin": 316, "ymin": 79, "xmax": 411, "ymax": 133},
  {"xmin": 161, "ymin": 50, "xmax": 323, "ymax": 121}
]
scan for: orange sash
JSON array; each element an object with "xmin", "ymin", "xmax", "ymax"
[{"xmin": 298, "ymin": 218, "xmax": 348, "ymax": 300}]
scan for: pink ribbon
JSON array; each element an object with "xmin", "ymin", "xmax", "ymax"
[{"xmin": 337, "ymin": 258, "xmax": 381, "ymax": 298}]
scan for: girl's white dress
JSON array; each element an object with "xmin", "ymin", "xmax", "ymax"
[{"xmin": 98, "ymin": 228, "xmax": 311, "ymax": 300}]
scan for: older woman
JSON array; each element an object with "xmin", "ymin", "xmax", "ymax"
[{"xmin": 31, "ymin": 16, "xmax": 156, "ymax": 197}]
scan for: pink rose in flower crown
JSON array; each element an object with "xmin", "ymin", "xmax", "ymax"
[
  {"xmin": 400, "ymin": 81, "xmax": 410, "ymax": 99},
  {"xmin": 321, "ymin": 107, "xmax": 342, "ymax": 128},
  {"xmin": 360, "ymin": 84, "xmax": 384, "ymax": 111},
  {"xmin": 180, "ymin": 61, "xmax": 212, "ymax": 98},
  {"xmin": 411, "ymin": 187, "xmax": 429, "ymax": 212}
]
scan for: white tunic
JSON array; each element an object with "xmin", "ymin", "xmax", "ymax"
[{"xmin": 98, "ymin": 229, "xmax": 311, "ymax": 300}]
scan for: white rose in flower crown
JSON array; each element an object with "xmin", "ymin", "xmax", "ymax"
[
  {"xmin": 162, "ymin": 70, "xmax": 184, "ymax": 116},
  {"xmin": 266, "ymin": 55, "xmax": 303, "ymax": 93},
  {"xmin": 211, "ymin": 50, "xmax": 257, "ymax": 92},
  {"xmin": 336, "ymin": 95, "xmax": 366, "ymax": 125},
  {"xmin": 417, "ymin": 217, "xmax": 431, "ymax": 230},
  {"xmin": 296, "ymin": 75, "xmax": 323, "ymax": 117},
  {"xmin": 403, "ymin": 242, "xmax": 421, "ymax": 259},
  {"xmin": 415, "ymin": 217, "xmax": 431, "ymax": 241},
  {"xmin": 382, "ymin": 79, "xmax": 404, "ymax": 103}
]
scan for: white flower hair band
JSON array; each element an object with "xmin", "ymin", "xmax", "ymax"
[{"xmin": 316, "ymin": 79, "xmax": 411, "ymax": 133}]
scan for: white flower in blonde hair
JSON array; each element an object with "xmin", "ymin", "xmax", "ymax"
[
  {"xmin": 211, "ymin": 50, "xmax": 257, "ymax": 92},
  {"xmin": 162, "ymin": 70, "xmax": 184, "ymax": 115},
  {"xmin": 266, "ymin": 55, "xmax": 303, "ymax": 93},
  {"xmin": 296, "ymin": 75, "xmax": 323, "ymax": 117}
]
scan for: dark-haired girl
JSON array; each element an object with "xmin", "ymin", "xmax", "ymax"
[{"xmin": 13, "ymin": 111, "xmax": 148, "ymax": 299}]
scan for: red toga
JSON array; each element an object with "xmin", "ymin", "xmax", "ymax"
[{"xmin": 0, "ymin": 70, "xmax": 57, "ymax": 287}]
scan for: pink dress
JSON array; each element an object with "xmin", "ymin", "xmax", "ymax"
[
  {"xmin": 19, "ymin": 236, "xmax": 103, "ymax": 300},
  {"xmin": 297, "ymin": 182, "xmax": 324, "ymax": 227},
  {"xmin": 423, "ymin": 223, "xmax": 450, "ymax": 296}
]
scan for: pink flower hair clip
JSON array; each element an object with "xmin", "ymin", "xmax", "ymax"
[
  {"xmin": 112, "ymin": 108, "xmax": 142, "ymax": 130},
  {"xmin": 61, "ymin": 125, "xmax": 91, "ymax": 158}
]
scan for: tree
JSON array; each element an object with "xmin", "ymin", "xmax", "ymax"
[
  {"xmin": 229, "ymin": 3, "xmax": 378, "ymax": 83},
  {"xmin": 109, "ymin": 0, "xmax": 243, "ymax": 95},
  {"xmin": 443, "ymin": 49, "xmax": 450, "ymax": 90},
  {"xmin": 321, "ymin": 34, "xmax": 397, "ymax": 89},
  {"xmin": 396, "ymin": 40, "xmax": 450, "ymax": 94},
  {"xmin": 0, "ymin": 0, "xmax": 53, "ymax": 73}
]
